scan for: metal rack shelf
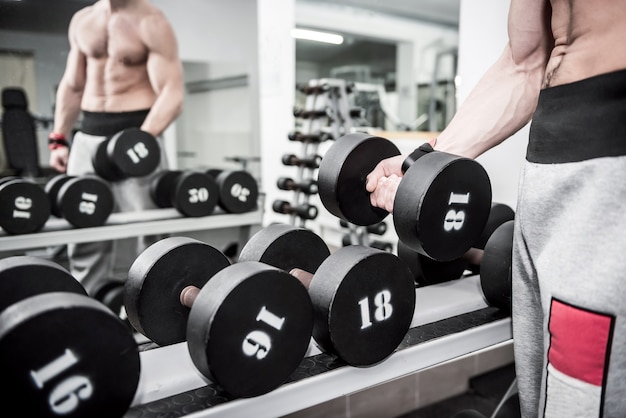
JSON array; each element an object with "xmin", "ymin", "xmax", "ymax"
[
  {"xmin": 0, "ymin": 208, "xmax": 263, "ymax": 252},
  {"xmin": 128, "ymin": 275, "xmax": 513, "ymax": 418}
]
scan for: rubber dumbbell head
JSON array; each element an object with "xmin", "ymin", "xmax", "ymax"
[
  {"xmin": 150, "ymin": 170, "xmax": 219, "ymax": 217},
  {"xmin": 0, "ymin": 256, "xmax": 139, "ymax": 417},
  {"xmin": 369, "ymin": 240, "xmax": 393, "ymax": 252},
  {"xmin": 281, "ymin": 154, "xmax": 322, "ymax": 169},
  {"xmin": 125, "ymin": 236, "xmax": 313, "ymax": 398},
  {"xmin": 0, "ymin": 256, "xmax": 87, "ymax": 314},
  {"xmin": 239, "ymin": 223, "xmax": 331, "ymax": 275},
  {"xmin": 318, "ymin": 133, "xmax": 492, "ymax": 261},
  {"xmin": 206, "ymin": 169, "xmax": 258, "ymax": 213},
  {"xmin": 288, "ymin": 130, "xmax": 333, "ymax": 143},
  {"xmin": 480, "ymin": 220, "xmax": 515, "ymax": 313},
  {"xmin": 93, "ymin": 128, "xmax": 161, "ymax": 181},
  {"xmin": 125, "ymin": 237, "xmax": 232, "ymax": 346},
  {"xmin": 272, "ymin": 200, "xmax": 318, "ymax": 220},
  {"xmin": 468, "ymin": 202, "xmax": 515, "ymax": 274},
  {"xmin": 45, "ymin": 174, "xmax": 72, "ymax": 218},
  {"xmin": 47, "ymin": 174, "xmax": 115, "ymax": 228},
  {"xmin": 0, "ymin": 177, "xmax": 50, "ymax": 234},
  {"xmin": 397, "ymin": 203, "xmax": 514, "ymax": 286},
  {"xmin": 367, "ymin": 221, "xmax": 387, "ymax": 235},
  {"xmin": 276, "ymin": 177, "xmax": 318, "ymax": 195},
  {"xmin": 186, "ymin": 260, "xmax": 313, "ymax": 397}
]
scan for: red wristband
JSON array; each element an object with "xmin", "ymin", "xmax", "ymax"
[
  {"xmin": 48, "ymin": 132, "xmax": 69, "ymax": 150},
  {"xmin": 428, "ymin": 137, "xmax": 438, "ymax": 148}
]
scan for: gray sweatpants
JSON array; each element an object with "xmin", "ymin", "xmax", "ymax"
[
  {"xmin": 512, "ymin": 70, "xmax": 626, "ymax": 417},
  {"xmin": 66, "ymin": 131, "xmax": 167, "ymax": 294}
]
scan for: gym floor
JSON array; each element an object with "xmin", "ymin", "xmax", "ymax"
[{"xmin": 399, "ymin": 363, "xmax": 517, "ymax": 418}]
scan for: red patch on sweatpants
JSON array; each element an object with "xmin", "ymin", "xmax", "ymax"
[{"xmin": 548, "ymin": 299, "xmax": 613, "ymax": 386}]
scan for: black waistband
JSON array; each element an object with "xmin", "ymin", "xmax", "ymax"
[
  {"xmin": 80, "ymin": 109, "xmax": 150, "ymax": 137},
  {"xmin": 527, "ymin": 69, "xmax": 626, "ymax": 164}
]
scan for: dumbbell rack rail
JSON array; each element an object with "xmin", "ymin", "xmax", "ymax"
[
  {"xmin": 127, "ymin": 275, "xmax": 512, "ymax": 418},
  {"xmin": 0, "ymin": 208, "xmax": 263, "ymax": 251}
]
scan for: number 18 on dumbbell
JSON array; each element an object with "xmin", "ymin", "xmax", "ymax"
[{"xmin": 318, "ymin": 133, "xmax": 492, "ymax": 261}]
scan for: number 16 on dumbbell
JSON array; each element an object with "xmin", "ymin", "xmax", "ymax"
[{"xmin": 318, "ymin": 133, "xmax": 492, "ymax": 261}]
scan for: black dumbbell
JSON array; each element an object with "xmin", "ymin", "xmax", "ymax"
[
  {"xmin": 124, "ymin": 236, "xmax": 313, "ymax": 398},
  {"xmin": 367, "ymin": 222, "xmax": 387, "ymax": 235},
  {"xmin": 479, "ymin": 220, "xmax": 515, "ymax": 313},
  {"xmin": 349, "ymin": 107, "xmax": 366, "ymax": 119},
  {"xmin": 276, "ymin": 177, "xmax": 318, "ymax": 195},
  {"xmin": 0, "ymin": 176, "xmax": 50, "ymax": 234},
  {"xmin": 149, "ymin": 170, "xmax": 219, "ymax": 217},
  {"xmin": 399, "ymin": 219, "xmax": 515, "ymax": 314},
  {"xmin": 239, "ymin": 224, "xmax": 416, "ymax": 367},
  {"xmin": 0, "ymin": 256, "xmax": 140, "ymax": 417},
  {"xmin": 205, "ymin": 169, "xmax": 259, "ymax": 213},
  {"xmin": 370, "ymin": 240, "xmax": 393, "ymax": 252},
  {"xmin": 318, "ymin": 133, "xmax": 492, "ymax": 261},
  {"xmin": 282, "ymin": 153, "xmax": 322, "ymax": 169},
  {"xmin": 467, "ymin": 203, "xmax": 515, "ymax": 274},
  {"xmin": 397, "ymin": 202, "xmax": 515, "ymax": 286},
  {"xmin": 397, "ymin": 239, "xmax": 468, "ymax": 287},
  {"xmin": 298, "ymin": 83, "xmax": 329, "ymax": 95},
  {"xmin": 272, "ymin": 200, "xmax": 318, "ymax": 220},
  {"xmin": 92, "ymin": 127, "xmax": 161, "ymax": 181},
  {"xmin": 288, "ymin": 130, "xmax": 333, "ymax": 143},
  {"xmin": 293, "ymin": 107, "xmax": 334, "ymax": 119},
  {"xmin": 45, "ymin": 174, "xmax": 115, "ymax": 228}
]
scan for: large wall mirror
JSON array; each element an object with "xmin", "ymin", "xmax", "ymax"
[
  {"xmin": 0, "ymin": 0, "xmax": 460, "ymax": 179},
  {"xmin": 0, "ymin": 0, "xmax": 256, "ymax": 175},
  {"xmin": 177, "ymin": 60, "xmax": 257, "ymax": 177}
]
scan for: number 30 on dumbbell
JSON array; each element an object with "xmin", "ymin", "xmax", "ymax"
[{"xmin": 318, "ymin": 133, "xmax": 493, "ymax": 261}]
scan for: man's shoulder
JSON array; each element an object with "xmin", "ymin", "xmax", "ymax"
[
  {"xmin": 136, "ymin": 7, "xmax": 175, "ymax": 40},
  {"xmin": 138, "ymin": 6, "xmax": 170, "ymax": 27},
  {"xmin": 72, "ymin": 2, "xmax": 102, "ymax": 25}
]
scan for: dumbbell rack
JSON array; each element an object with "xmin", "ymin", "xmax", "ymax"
[
  {"xmin": 0, "ymin": 208, "xmax": 262, "ymax": 253},
  {"xmin": 127, "ymin": 275, "xmax": 512, "ymax": 417},
  {"xmin": 275, "ymin": 78, "xmax": 392, "ymax": 249},
  {"xmin": 274, "ymin": 78, "xmax": 358, "ymax": 227}
]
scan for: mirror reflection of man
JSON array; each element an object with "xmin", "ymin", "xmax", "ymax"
[{"xmin": 49, "ymin": 0, "xmax": 184, "ymax": 294}]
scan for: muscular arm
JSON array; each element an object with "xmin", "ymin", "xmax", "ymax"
[
  {"xmin": 53, "ymin": 13, "xmax": 87, "ymax": 139},
  {"xmin": 50, "ymin": 12, "xmax": 87, "ymax": 172},
  {"xmin": 139, "ymin": 13, "xmax": 184, "ymax": 136},
  {"xmin": 366, "ymin": 0, "xmax": 553, "ymax": 211},
  {"xmin": 436, "ymin": 0, "xmax": 553, "ymax": 158}
]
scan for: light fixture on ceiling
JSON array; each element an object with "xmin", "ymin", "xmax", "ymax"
[{"xmin": 291, "ymin": 28, "xmax": 344, "ymax": 45}]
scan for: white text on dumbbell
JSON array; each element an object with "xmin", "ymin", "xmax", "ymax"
[
  {"xmin": 13, "ymin": 196, "xmax": 32, "ymax": 219},
  {"xmin": 30, "ymin": 348, "xmax": 93, "ymax": 415},
  {"xmin": 126, "ymin": 142, "xmax": 150, "ymax": 164},
  {"xmin": 242, "ymin": 306, "xmax": 285, "ymax": 360},
  {"xmin": 231, "ymin": 184, "xmax": 250, "ymax": 202},
  {"xmin": 359, "ymin": 290, "xmax": 393, "ymax": 329},
  {"xmin": 79, "ymin": 192, "xmax": 98, "ymax": 215},
  {"xmin": 188, "ymin": 187, "xmax": 209, "ymax": 203},
  {"xmin": 444, "ymin": 192, "xmax": 470, "ymax": 232}
]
